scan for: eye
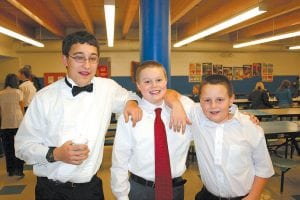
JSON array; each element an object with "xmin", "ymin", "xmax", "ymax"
[
  {"xmin": 216, "ymin": 98, "xmax": 224, "ymax": 102},
  {"xmin": 203, "ymin": 99, "xmax": 211, "ymax": 103},
  {"xmin": 89, "ymin": 56, "xmax": 98, "ymax": 63},
  {"xmin": 144, "ymin": 80, "xmax": 151, "ymax": 84},
  {"xmin": 75, "ymin": 56, "xmax": 86, "ymax": 62}
]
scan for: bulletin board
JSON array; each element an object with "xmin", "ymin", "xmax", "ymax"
[{"xmin": 44, "ymin": 72, "xmax": 66, "ymax": 86}]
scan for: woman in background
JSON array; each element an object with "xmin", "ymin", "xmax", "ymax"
[
  {"xmin": 248, "ymin": 82, "xmax": 272, "ymax": 109},
  {"xmin": 0, "ymin": 73, "xmax": 25, "ymax": 177},
  {"xmin": 275, "ymin": 80, "xmax": 293, "ymax": 108}
]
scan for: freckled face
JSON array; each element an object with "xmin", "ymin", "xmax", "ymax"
[
  {"xmin": 136, "ymin": 67, "xmax": 167, "ymax": 106},
  {"xmin": 200, "ymin": 84, "xmax": 234, "ymax": 123},
  {"xmin": 62, "ymin": 43, "xmax": 98, "ymax": 87}
]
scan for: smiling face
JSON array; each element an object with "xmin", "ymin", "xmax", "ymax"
[
  {"xmin": 136, "ymin": 65, "xmax": 167, "ymax": 106},
  {"xmin": 62, "ymin": 43, "xmax": 98, "ymax": 87},
  {"xmin": 200, "ymin": 83, "xmax": 234, "ymax": 123}
]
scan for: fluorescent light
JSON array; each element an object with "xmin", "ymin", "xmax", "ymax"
[
  {"xmin": 0, "ymin": 26, "xmax": 44, "ymax": 47},
  {"xmin": 173, "ymin": 7, "xmax": 265, "ymax": 47},
  {"xmin": 289, "ymin": 45, "xmax": 300, "ymax": 50},
  {"xmin": 233, "ymin": 31, "xmax": 300, "ymax": 48},
  {"xmin": 104, "ymin": 0, "xmax": 115, "ymax": 47}
]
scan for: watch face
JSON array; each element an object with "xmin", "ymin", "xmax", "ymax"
[{"xmin": 46, "ymin": 147, "xmax": 56, "ymax": 163}]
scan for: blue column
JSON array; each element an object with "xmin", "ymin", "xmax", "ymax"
[{"xmin": 140, "ymin": 0, "xmax": 171, "ymax": 86}]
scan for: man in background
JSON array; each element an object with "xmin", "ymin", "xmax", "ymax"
[{"xmin": 18, "ymin": 66, "xmax": 36, "ymax": 112}]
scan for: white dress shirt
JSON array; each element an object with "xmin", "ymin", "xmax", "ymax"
[
  {"xmin": 191, "ymin": 104, "xmax": 274, "ymax": 198},
  {"xmin": 111, "ymin": 96, "xmax": 194, "ymax": 200},
  {"xmin": 19, "ymin": 80, "xmax": 36, "ymax": 107},
  {"xmin": 15, "ymin": 76, "xmax": 136, "ymax": 183}
]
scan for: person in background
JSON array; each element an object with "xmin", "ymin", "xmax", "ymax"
[
  {"xmin": 15, "ymin": 31, "xmax": 142, "ymax": 200},
  {"xmin": 275, "ymin": 80, "xmax": 293, "ymax": 108},
  {"xmin": 0, "ymin": 74, "xmax": 25, "ymax": 177},
  {"xmin": 111, "ymin": 61, "xmax": 193, "ymax": 200},
  {"xmin": 23, "ymin": 65, "xmax": 43, "ymax": 91},
  {"xmin": 189, "ymin": 83, "xmax": 200, "ymax": 102},
  {"xmin": 18, "ymin": 66, "xmax": 37, "ymax": 112},
  {"xmin": 192, "ymin": 75, "xmax": 274, "ymax": 200},
  {"xmin": 291, "ymin": 76, "xmax": 299, "ymax": 98},
  {"xmin": 248, "ymin": 81, "xmax": 273, "ymax": 109}
]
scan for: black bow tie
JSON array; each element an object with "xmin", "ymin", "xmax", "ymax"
[{"xmin": 65, "ymin": 77, "xmax": 93, "ymax": 96}]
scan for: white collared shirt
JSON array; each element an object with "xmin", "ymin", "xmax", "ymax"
[
  {"xmin": 191, "ymin": 104, "xmax": 274, "ymax": 197},
  {"xmin": 111, "ymin": 96, "xmax": 194, "ymax": 200},
  {"xmin": 15, "ymin": 76, "xmax": 136, "ymax": 183},
  {"xmin": 19, "ymin": 80, "xmax": 36, "ymax": 107}
]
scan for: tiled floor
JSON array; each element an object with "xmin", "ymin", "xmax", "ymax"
[{"xmin": 0, "ymin": 146, "xmax": 299, "ymax": 200}]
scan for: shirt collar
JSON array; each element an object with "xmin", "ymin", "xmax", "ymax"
[
  {"xmin": 139, "ymin": 98, "xmax": 169, "ymax": 114},
  {"xmin": 65, "ymin": 76, "xmax": 94, "ymax": 87}
]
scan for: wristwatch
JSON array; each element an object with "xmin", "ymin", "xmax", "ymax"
[{"xmin": 46, "ymin": 147, "xmax": 56, "ymax": 163}]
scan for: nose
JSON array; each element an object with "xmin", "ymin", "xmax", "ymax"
[
  {"xmin": 211, "ymin": 100, "xmax": 217, "ymax": 108},
  {"xmin": 82, "ymin": 59, "xmax": 91, "ymax": 69}
]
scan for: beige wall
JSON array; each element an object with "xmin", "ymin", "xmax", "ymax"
[{"xmin": 0, "ymin": 39, "xmax": 300, "ymax": 83}]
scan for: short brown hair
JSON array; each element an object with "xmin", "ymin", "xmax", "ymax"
[
  {"xmin": 135, "ymin": 60, "xmax": 167, "ymax": 82},
  {"xmin": 200, "ymin": 75, "xmax": 234, "ymax": 97}
]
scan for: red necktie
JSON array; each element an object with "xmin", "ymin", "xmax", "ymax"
[{"xmin": 154, "ymin": 108, "xmax": 173, "ymax": 200}]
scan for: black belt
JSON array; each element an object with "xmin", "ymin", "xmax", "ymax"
[
  {"xmin": 202, "ymin": 186, "xmax": 247, "ymax": 200},
  {"xmin": 130, "ymin": 173, "xmax": 186, "ymax": 188},
  {"xmin": 37, "ymin": 175, "xmax": 98, "ymax": 188}
]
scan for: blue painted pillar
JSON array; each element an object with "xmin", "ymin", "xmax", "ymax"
[{"xmin": 140, "ymin": 0, "xmax": 171, "ymax": 87}]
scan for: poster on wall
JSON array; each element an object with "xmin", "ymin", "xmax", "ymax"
[
  {"xmin": 243, "ymin": 65, "xmax": 252, "ymax": 79},
  {"xmin": 223, "ymin": 67, "xmax": 233, "ymax": 80},
  {"xmin": 97, "ymin": 57, "xmax": 111, "ymax": 78},
  {"xmin": 233, "ymin": 67, "xmax": 244, "ymax": 80},
  {"xmin": 202, "ymin": 63, "xmax": 212, "ymax": 78},
  {"xmin": 252, "ymin": 63, "xmax": 261, "ymax": 76},
  {"xmin": 262, "ymin": 63, "xmax": 273, "ymax": 82},
  {"xmin": 213, "ymin": 64, "xmax": 223, "ymax": 75},
  {"xmin": 44, "ymin": 72, "xmax": 66, "ymax": 86},
  {"xmin": 188, "ymin": 63, "xmax": 202, "ymax": 82}
]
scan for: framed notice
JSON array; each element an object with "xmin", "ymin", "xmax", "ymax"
[
  {"xmin": 262, "ymin": 63, "xmax": 273, "ymax": 82},
  {"xmin": 189, "ymin": 63, "xmax": 202, "ymax": 82},
  {"xmin": 223, "ymin": 67, "xmax": 233, "ymax": 80},
  {"xmin": 44, "ymin": 72, "xmax": 66, "ymax": 86}
]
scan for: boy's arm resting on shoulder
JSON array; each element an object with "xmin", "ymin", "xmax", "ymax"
[
  {"xmin": 230, "ymin": 104, "xmax": 259, "ymax": 125},
  {"xmin": 165, "ymin": 89, "xmax": 192, "ymax": 133},
  {"xmin": 123, "ymin": 100, "xmax": 142, "ymax": 127},
  {"xmin": 243, "ymin": 176, "xmax": 268, "ymax": 200}
]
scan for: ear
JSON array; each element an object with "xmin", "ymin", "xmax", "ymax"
[
  {"xmin": 230, "ymin": 94, "xmax": 235, "ymax": 106},
  {"xmin": 136, "ymin": 82, "xmax": 141, "ymax": 91},
  {"xmin": 62, "ymin": 55, "xmax": 68, "ymax": 67}
]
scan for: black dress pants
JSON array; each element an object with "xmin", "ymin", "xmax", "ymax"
[
  {"xmin": 35, "ymin": 175, "xmax": 104, "ymax": 200},
  {"xmin": 0, "ymin": 128, "xmax": 24, "ymax": 174}
]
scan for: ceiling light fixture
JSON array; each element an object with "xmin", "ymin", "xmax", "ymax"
[
  {"xmin": 0, "ymin": 26, "xmax": 44, "ymax": 47},
  {"xmin": 104, "ymin": 0, "xmax": 115, "ymax": 47},
  {"xmin": 233, "ymin": 31, "xmax": 300, "ymax": 48},
  {"xmin": 173, "ymin": 6, "xmax": 265, "ymax": 48},
  {"xmin": 289, "ymin": 45, "xmax": 300, "ymax": 50}
]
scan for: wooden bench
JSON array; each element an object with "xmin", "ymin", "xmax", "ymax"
[{"xmin": 271, "ymin": 155, "xmax": 300, "ymax": 193}]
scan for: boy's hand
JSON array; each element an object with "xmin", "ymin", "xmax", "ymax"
[
  {"xmin": 169, "ymin": 101, "xmax": 192, "ymax": 133},
  {"xmin": 54, "ymin": 141, "xmax": 90, "ymax": 165},
  {"xmin": 242, "ymin": 112, "xmax": 260, "ymax": 125},
  {"xmin": 124, "ymin": 100, "xmax": 143, "ymax": 127}
]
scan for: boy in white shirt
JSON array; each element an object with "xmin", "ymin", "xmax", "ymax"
[
  {"xmin": 111, "ymin": 61, "xmax": 194, "ymax": 200},
  {"xmin": 191, "ymin": 75, "xmax": 274, "ymax": 200}
]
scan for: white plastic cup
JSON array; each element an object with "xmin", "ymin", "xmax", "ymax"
[{"xmin": 72, "ymin": 137, "xmax": 88, "ymax": 145}]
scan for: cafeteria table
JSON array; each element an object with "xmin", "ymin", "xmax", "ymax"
[{"xmin": 260, "ymin": 121, "xmax": 300, "ymax": 158}]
